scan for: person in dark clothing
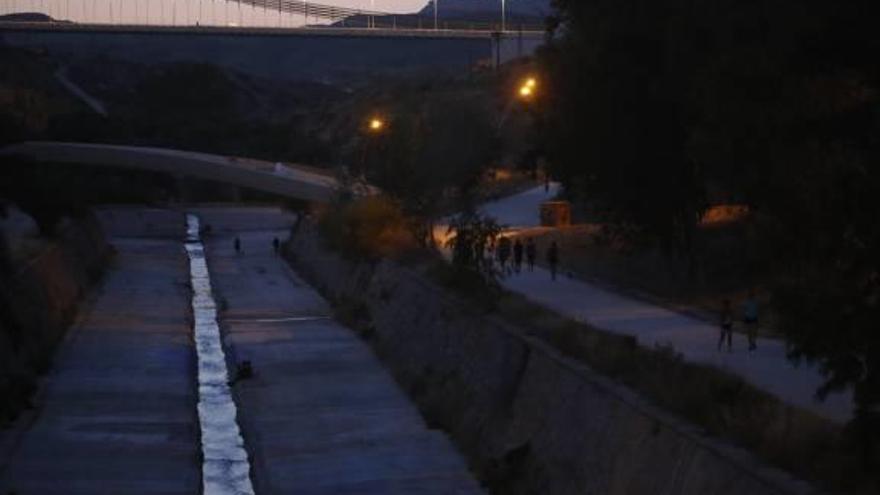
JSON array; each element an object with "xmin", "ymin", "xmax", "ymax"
[
  {"xmin": 547, "ymin": 241, "xmax": 559, "ymax": 280},
  {"xmin": 497, "ymin": 237, "xmax": 512, "ymax": 274},
  {"xmin": 272, "ymin": 237, "xmax": 280, "ymax": 254},
  {"xmin": 718, "ymin": 299, "xmax": 734, "ymax": 352},
  {"xmin": 743, "ymin": 290, "xmax": 759, "ymax": 351},
  {"xmin": 234, "ymin": 236, "xmax": 242, "ymax": 255},
  {"xmin": 513, "ymin": 239, "xmax": 524, "ymax": 273},
  {"xmin": 526, "ymin": 238, "xmax": 537, "ymax": 271}
]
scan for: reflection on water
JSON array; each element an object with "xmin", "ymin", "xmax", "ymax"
[{"xmin": 185, "ymin": 214, "xmax": 255, "ymax": 495}]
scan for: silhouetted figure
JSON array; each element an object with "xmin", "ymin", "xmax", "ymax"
[
  {"xmin": 526, "ymin": 238, "xmax": 537, "ymax": 271},
  {"xmin": 718, "ymin": 299, "xmax": 734, "ymax": 352},
  {"xmin": 544, "ymin": 174, "xmax": 550, "ymax": 193},
  {"xmin": 229, "ymin": 360, "xmax": 254, "ymax": 385},
  {"xmin": 237, "ymin": 360, "xmax": 253, "ymax": 380},
  {"xmin": 234, "ymin": 237, "xmax": 242, "ymax": 255},
  {"xmin": 743, "ymin": 290, "xmax": 759, "ymax": 351},
  {"xmin": 547, "ymin": 241, "xmax": 559, "ymax": 280},
  {"xmin": 272, "ymin": 237, "xmax": 280, "ymax": 254},
  {"xmin": 497, "ymin": 237, "xmax": 512, "ymax": 273},
  {"xmin": 513, "ymin": 239, "xmax": 524, "ymax": 273}
]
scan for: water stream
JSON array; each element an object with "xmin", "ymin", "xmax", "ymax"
[{"xmin": 185, "ymin": 214, "xmax": 255, "ymax": 495}]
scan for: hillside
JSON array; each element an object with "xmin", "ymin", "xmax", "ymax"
[{"xmin": 419, "ymin": 0, "xmax": 551, "ymax": 20}]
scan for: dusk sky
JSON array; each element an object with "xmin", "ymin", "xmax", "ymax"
[{"xmin": 2, "ymin": 0, "xmax": 433, "ymax": 27}]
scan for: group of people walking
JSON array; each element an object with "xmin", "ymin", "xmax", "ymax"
[{"xmin": 495, "ymin": 237, "xmax": 560, "ymax": 280}]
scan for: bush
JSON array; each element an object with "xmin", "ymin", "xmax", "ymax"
[{"xmin": 318, "ymin": 195, "xmax": 417, "ymax": 259}]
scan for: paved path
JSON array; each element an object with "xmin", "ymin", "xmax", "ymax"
[
  {"xmin": 0, "ymin": 209, "xmax": 200, "ymax": 494},
  {"xmin": 195, "ymin": 206, "xmax": 484, "ymax": 495},
  {"xmin": 479, "ymin": 182, "xmax": 562, "ymax": 228},
  {"xmin": 484, "ymin": 185, "xmax": 852, "ymax": 423}
]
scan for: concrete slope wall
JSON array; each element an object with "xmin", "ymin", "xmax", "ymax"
[
  {"xmin": 284, "ymin": 222, "xmax": 815, "ymax": 495},
  {"xmin": 0, "ymin": 213, "xmax": 111, "ymax": 423}
]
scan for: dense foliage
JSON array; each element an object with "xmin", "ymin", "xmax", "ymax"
[
  {"xmin": 354, "ymin": 87, "xmax": 499, "ymax": 245},
  {"xmin": 542, "ymin": 0, "xmax": 880, "ymax": 459}
]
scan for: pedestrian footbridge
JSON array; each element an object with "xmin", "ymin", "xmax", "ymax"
[{"xmin": 1, "ymin": 141, "xmax": 346, "ymax": 203}]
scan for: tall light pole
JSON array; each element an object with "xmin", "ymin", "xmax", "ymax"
[
  {"xmin": 434, "ymin": 0, "xmax": 438, "ymax": 30},
  {"xmin": 501, "ymin": 0, "xmax": 506, "ymax": 32}
]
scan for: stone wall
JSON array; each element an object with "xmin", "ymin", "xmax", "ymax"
[
  {"xmin": 284, "ymin": 222, "xmax": 816, "ymax": 495},
  {"xmin": 0, "ymin": 213, "xmax": 111, "ymax": 423}
]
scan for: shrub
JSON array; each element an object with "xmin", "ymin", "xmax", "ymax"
[{"xmin": 318, "ymin": 195, "xmax": 417, "ymax": 259}]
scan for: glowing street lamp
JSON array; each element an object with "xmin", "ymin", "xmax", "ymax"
[
  {"xmin": 518, "ymin": 76, "xmax": 538, "ymax": 101},
  {"xmin": 368, "ymin": 117, "xmax": 385, "ymax": 132}
]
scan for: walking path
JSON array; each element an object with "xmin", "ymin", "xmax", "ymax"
[
  {"xmin": 195, "ymin": 206, "xmax": 484, "ymax": 495},
  {"xmin": 0, "ymin": 209, "xmax": 200, "ymax": 494},
  {"xmin": 484, "ymin": 185, "xmax": 852, "ymax": 423}
]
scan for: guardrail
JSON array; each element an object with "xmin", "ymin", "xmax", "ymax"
[{"xmin": 0, "ymin": 20, "xmax": 546, "ymax": 38}]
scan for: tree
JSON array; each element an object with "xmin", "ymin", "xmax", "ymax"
[
  {"xmin": 543, "ymin": 0, "xmax": 880, "ymax": 464},
  {"xmin": 540, "ymin": 0, "xmax": 706, "ymax": 256},
  {"xmin": 361, "ymin": 93, "xmax": 498, "ymax": 246}
]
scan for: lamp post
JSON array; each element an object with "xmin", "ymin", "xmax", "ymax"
[
  {"xmin": 497, "ymin": 76, "xmax": 539, "ymax": 131},
  {"xmin": 434, "ymin": 0, "xmax": 438, "ymax": 30},
  {"xmin": 368, "ymin": 117, "xmax": 385, "ymax": 133},
  {"xmin": 355, "ymin": 115, "xmax": 386, "ymax": 187},
  {"xmin": 501, "ymin": 0, "xmax": 506, "ymax": 32},
  {"xmin": 518, "ymin": 77, "xmax": 537, "ymax": 101}
]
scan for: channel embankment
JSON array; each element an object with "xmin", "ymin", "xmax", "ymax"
[
  {"xmin": 0, "ymin": 212, "xmax": 111, "ymax": 423},
  {"xmin": 284, "ymin": 221, "xmax": 815, "ymax": 495}
]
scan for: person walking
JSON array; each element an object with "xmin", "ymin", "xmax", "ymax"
[
  {"xmin": 513, "ymin": 239, "xmax": 524, "ymax": 273},
  {"xmin": 547, "ymin": 241, "xmax": 559, "ymax": 281},
  {"xmin": 526, "ymin": 238, "xmax": 537, "ymax": 271},
  {"xmin": 743, "ymin": 290, "xmax": 759, "ymax": 351},
  {"xmin": 497, "ymin": 237, "xmax": 512, "ymax": 274},
  {"xmin": 234, "ymin": 236, "xmax": 242, "ymax": 255},
  {"xmin": 272, "ymin": 237, "xmax": 280, "ymax": 254},
  {"xmin": 718, "ymin": 299, "xmax": 734, "ymax": 352}
]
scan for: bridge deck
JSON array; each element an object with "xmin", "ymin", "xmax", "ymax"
[{"xmin": 0, "ymin": 21, "xmax": 544, "ymax": 39}]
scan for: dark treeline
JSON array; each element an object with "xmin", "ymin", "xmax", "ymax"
[{"xmin": 540, "ymin": 0, "xmax": 880, "ymax": 457}]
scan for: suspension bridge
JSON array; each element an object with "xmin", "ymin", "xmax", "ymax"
[
  {"xmin": 0, "ymin": 0, "xmax": 545, "ymax": 79},
  {"xmin": 0, "ymin": 0, "xmax": 545, "ymax": 33}
]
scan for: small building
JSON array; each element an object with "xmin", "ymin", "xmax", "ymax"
[{"xmin": 540, "ymin": 201, "xmax": 572, "ymax": 227}]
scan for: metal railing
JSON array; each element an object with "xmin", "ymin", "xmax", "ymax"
[{"xmin": 0, "ymin": 0, "xmax": 545, "ymax": 33}]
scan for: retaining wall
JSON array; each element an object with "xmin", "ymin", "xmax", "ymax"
[
  {"xmin": 0, "ymin": 213, "xmax": 111, "ymax": 422},
  {"xmin": 284, "ymin": 222, "xmax": 816, "ymax": 495}
]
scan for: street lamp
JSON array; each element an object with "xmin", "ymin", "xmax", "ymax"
[
  {"xmin": 501, "ymin": 0, "xmax": 506, "ymax": 32},
  {"xmin": 368, "ymin": 117, "xmax": 385, "ymax": 133},
  {"xmin": 497, "ymin": 76, "xmax": 540, "ymax": 131},
  {"xmin": 518, "ymin": 76, "xmax": 538, "ymax": 101}
]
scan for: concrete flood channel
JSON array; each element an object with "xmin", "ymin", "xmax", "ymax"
[
  {"xmin": 185, "ymin": 214, "xmax": 256, "ymax": 495},
  {"xmin": 184, "ymin": 207, "xmax": 483, "ymax": 494},
  {"xmin": 0, "ymin": 207, "xmax": 480, "ymax": 494}
]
